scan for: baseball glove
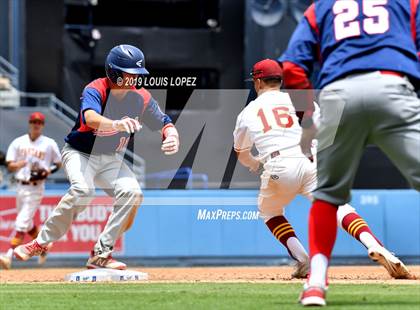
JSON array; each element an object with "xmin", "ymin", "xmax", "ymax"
[{"xmin": 30, "ymin": 168, "xmax": 49, "ymax": 181}]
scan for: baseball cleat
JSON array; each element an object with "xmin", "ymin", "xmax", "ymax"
[
  {"xmin": 14, "ymin": 240, "xmax": 48, "ymax": 261},
  {"xmin": 299, "ymin": 285, "xmax": 327, "ymax": 307},
  {"xmin": 0, "ymin": 255, "xmax": 11, "ymax": 270},
  {"xmin": 292, "ymin": 260, "xmax": 310, "ymax": 279},
  {"xmin": 86, "ymin": 251, "xmax": 127, "ymax": 270},
  {"xmin": 38, "ymin": 243, "xmax": 53, "ymax": 265},
  {"xmin": 368, "ymin": 246, "xmax": 414, "ymax": 279}
]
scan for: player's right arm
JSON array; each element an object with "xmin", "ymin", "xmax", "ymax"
[
  {"xmin": 279, "ymin": 3, "xmax": 318, "ymax": 128},
  {"xmin": 5, "ymin": 139, "xmax": 26, "ymax": 172},
  {"xmin": 236, "ymin": 150, "xmax": 260, "ymax": 173},
  {"xmin": 278, "ymin": 4, "xmax": 319, "ymax": 160},
  {"xmin": 6, "ymin": 160, "xmax": 26, "ymax": 173},
  {"xmin": 81, "ymin": 87, "xmax": 140, "ymax": 134}
]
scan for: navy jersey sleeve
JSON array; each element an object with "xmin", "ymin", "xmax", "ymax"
[
  {"xmin": 80, "ymin": 87, "xmax": 102, "ymax": 124},
  {"xmin": 279, "ymin": 17, "xmax": 318, "ymax": 76},
  {"xmin": 142, "ymin": 97, "xmax": 172, "ymax": 131}
]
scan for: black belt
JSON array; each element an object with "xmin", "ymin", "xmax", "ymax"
[{"xmin": 18, "ymin": 180, "xmax": 38, "ymax": 186}]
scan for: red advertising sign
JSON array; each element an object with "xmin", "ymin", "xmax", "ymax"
[{"xmin": 0, "ymin": 195, "xmax": 123, "ymax": 255}]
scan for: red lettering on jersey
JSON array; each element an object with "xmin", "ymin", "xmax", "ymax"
[
  {"xmin": 257, "ymin": 107, "xmax": 294, "ymax": 133},
  {"xmin": 257, "ymin": 108, "xmax": 272, "ymax": 133},
  {"xmin": 19, "ymin": 148, "xmax": 46, "ymax": 160}
]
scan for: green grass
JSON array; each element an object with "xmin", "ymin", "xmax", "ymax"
[{"xmin": 0, "ymin": 283, "xmax": 419, "ymax": 310}]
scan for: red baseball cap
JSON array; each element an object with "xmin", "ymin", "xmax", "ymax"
[
  {"xmin": 29, "ymin": 112, "xmax": 45, "ymax": 123},
  {"xmin": 246, "ymin": 59, "xmax": 283, "ymax": 81}
]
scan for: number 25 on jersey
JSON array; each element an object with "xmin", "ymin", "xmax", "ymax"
[
  {"xmin": 257, "ymin": 107, "xmax": 294, "ymax": 133},
  {"xmin": 334, "ymin": 0, "xmax": 389, "ymax": 41}
]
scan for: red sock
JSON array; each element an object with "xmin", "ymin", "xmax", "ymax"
[
  {"xmin": 28, "ymin": 225, "xmax": 40, "ymax": 240},
  {"xmin": 341, "ymin": 213, "xmax": 383, "ymax": 247},
  {"xmin": 309, "ymin": 200, "xmax": 338, "ymax": 259}
]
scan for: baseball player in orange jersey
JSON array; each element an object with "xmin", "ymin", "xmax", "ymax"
[
  {"xmin": 233, "ymin": 59, "xmax": 411, "ymax": 279},
  {"xmin": 0, "ymin": 112, "xmax": 61, "ymax": 270}
]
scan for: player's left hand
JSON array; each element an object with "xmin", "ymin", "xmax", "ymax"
[
  {"xmin": 300, "ymin": 124, "xmax": 317, "ymax": 162},
  {"xmin": 162, "ymin": 125, "xmax": 179, "ymax": 155},
  {"xmin": 161, "ymin": 135, "xmax": 179, "ymax": 155}
]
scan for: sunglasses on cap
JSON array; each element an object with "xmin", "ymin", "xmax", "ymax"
[{"xmin": 244, "ymin": 70, "xmax": 264, "ymax": 81}]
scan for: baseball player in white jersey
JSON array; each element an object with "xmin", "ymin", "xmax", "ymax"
[
  {"xmin": 0, "ymin": 112, "xmax": 61, "ymax": 270},
  {"xmin": 233, "ymin": 59, "xmax": 412, "ymax": 279}
]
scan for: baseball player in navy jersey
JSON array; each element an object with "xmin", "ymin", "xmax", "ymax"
[
  {"xmin": 279, "ymin": 0, "xmax": 420, "ymax": 306},
  {"xmin": 0, "ymin": 112, "xmax": 61, "ymax": 270},
  {"xmin": 14, "ymin": 44, "xmax": 179, "ymax": 269},
  {"xmin": 234, "ymin": 59, "xmax": 410, "ymax": 280}
]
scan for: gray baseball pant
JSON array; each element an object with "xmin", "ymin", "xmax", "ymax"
[
  {"xmin": 315, "ymin": 71, "xmax": 420, "ymax": 205},
  {"xmin": 37, "ymin": 144, "xmax": 142, "ymax": 256}
]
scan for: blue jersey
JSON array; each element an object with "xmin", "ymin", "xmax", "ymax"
[
  {"xmin": 65, "ymin": 78, "xmax": 172, "ymax": 154},
  {"xmin": 279, "ymin": 0, "xmax": 420, "ymax": 89}
]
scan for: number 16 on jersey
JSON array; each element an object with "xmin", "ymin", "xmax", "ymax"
[{"xmin": 257, "ymin": 106, "xmax": 294, "ymax": 133}]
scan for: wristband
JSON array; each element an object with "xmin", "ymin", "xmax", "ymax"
[
  {"xmin": 162, "ymin": 124, "xmax": 178, "ymax": 140},
  {"xmin": 49, "ymin": 164, "xmax": 59, "ymax": 174}
]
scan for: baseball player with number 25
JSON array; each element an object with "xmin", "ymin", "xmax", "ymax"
[
  {"xmin": 0, "ymin": 112, "xmax": 61, "ymax": 270},
  {"xmin": 15, "ymin": 44, "xmax": 179, "ymax": 269},
  {"xmin": 279, "ymin": 0, "xmax": 420, "ymax": 306},
  {"xmin": 233, "ymin": 59, "xmax": 412, "ymax": 280}
]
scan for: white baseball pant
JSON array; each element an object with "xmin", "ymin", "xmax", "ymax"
[
  {"xmin": 258, "ymin": 147, "xmax": 317, "ymax": 221},
  {"xmin": 15, "ymin": 182, "xmax": 44, "ymax": 232}
]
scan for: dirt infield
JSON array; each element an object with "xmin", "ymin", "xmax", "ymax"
[{"xmin": 1, "ymin": 265, "xmax": 419, "ymax": 284}]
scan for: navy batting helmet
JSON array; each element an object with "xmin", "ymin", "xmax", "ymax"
[{"xmin": 105, "ymin": 44, "xmax": 149, "ymax": 83}]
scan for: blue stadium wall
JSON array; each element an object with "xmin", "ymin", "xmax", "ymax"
[
  {"xmin": 123, "ymin": 190, "xmax": 419, "ymax": 258},
  {"xmin": 1, "ymin": 189, "xmax": 418, "ymax": 260}
]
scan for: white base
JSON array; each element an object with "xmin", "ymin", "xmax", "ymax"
[{"xmin": 65, "ymin": 269, "xmax": 148, "ymax": 282}]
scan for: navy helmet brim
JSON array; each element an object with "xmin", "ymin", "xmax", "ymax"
[
  {"xmin": 121, "ymin": 67, "xmax": 150, "ymax": 75},
  {"xmin": 111, "ymin": 63, "xmax": 149, "ymax": 75}
]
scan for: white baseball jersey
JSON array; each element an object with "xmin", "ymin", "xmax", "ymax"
[
  {"xmin": 233, "ymin": 90, "xmax": 302, "ymax": 160},
  {"xmin": 6, "ymin": 134, "xmax": 61, "ymax": 182}
]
